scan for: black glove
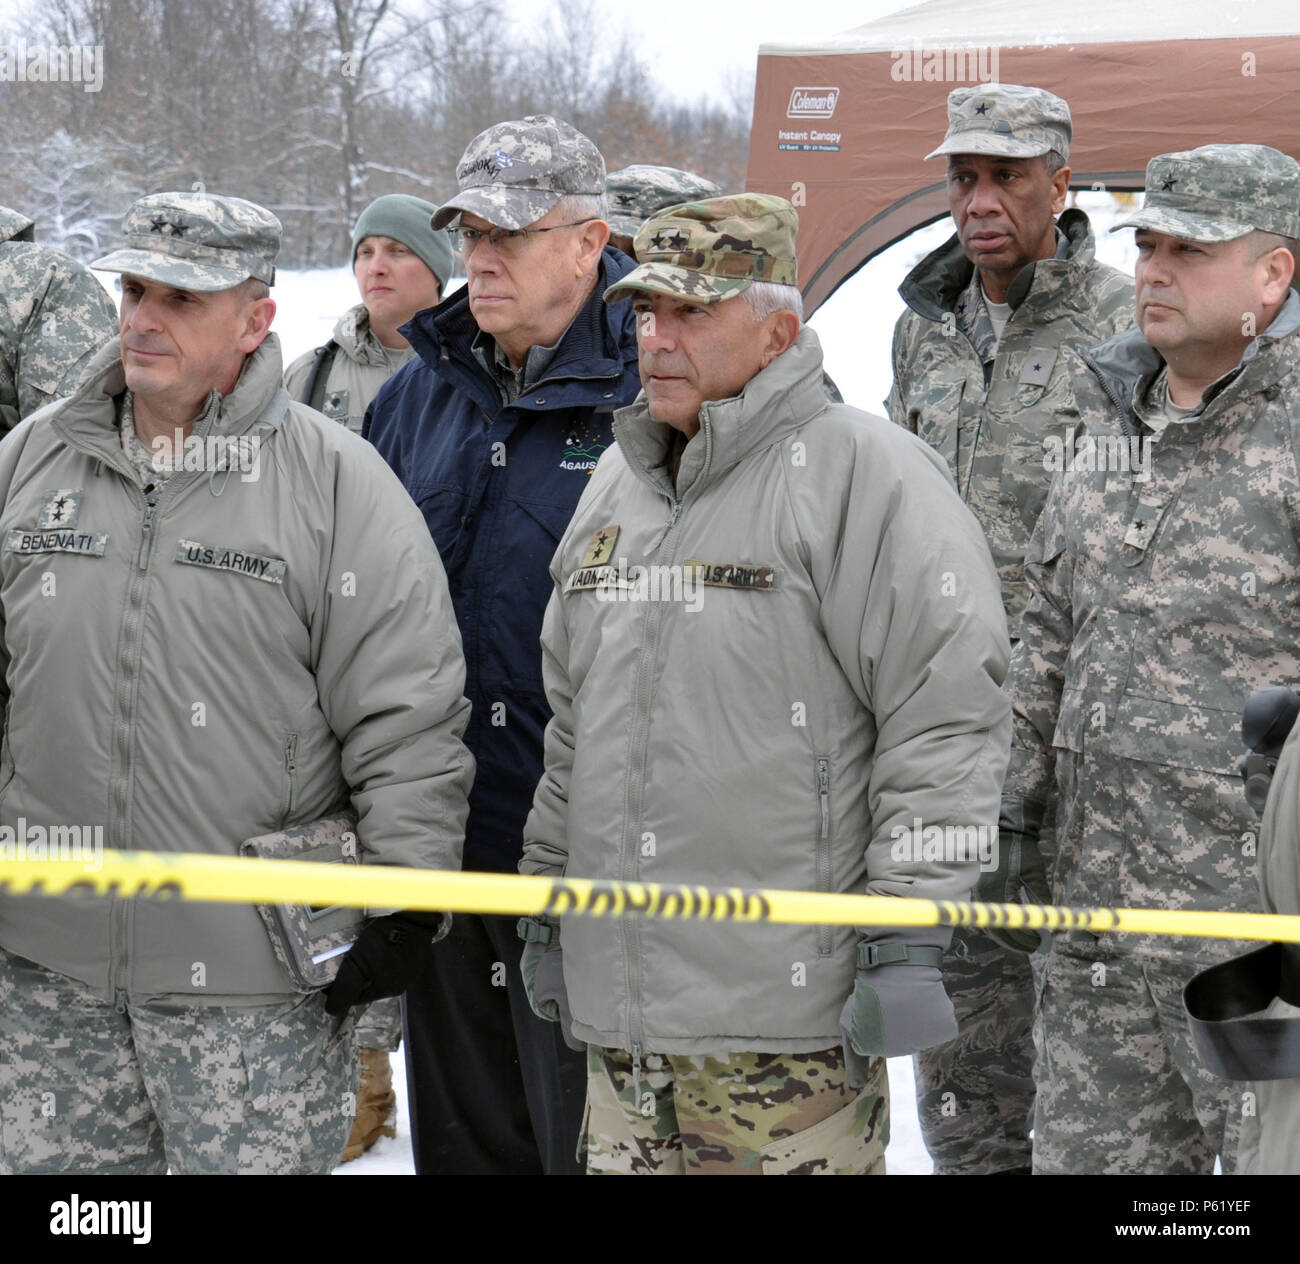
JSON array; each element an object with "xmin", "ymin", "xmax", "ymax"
[
  {"xmin": 976, "ymin": 796, "xmax": 1051, "ymax": 953},
  {"xmin": 324, "ymin": 910, "xmax": 447, "ymax": 1017},
  {"xmin": 1240, "ymin": 686, "xmax": 1300, "ymax": 816},
  {"xmin": 976, "ymin": 829, "xmax": 1051, "ymax": 952}
]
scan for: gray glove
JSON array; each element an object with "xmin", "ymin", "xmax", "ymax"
[
  {"xmin": 976, "ymin": 797, "xmax": 1052, "ymax": 953},
  {"xmin": 518, "ymin": 917, "xmax": 585, "ymax": 1053},
  {"xmin": 839, "ymin": 930, "xmax": 956, "ymax": 1084}
]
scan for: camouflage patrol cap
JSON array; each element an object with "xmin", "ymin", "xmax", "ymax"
[
  {"xmin": 605, "ymin": 165, "xmax": 724, "ymax": 239},
  {"xmin": 431, "ymin": 115, "xmax": 605, "ymax": 231},
  {"xmin": 603, "ymin": 194, "xmax": 798, "ymax": 306},
  {"xmin": 91, "ymin": 192, "xmax": 280, "ymax": 291},
  {"xmin": 926, "ymin": 83, "xmax": 1072, "ymax": 162},
  {"xmin": 1111, "ymin": 144, "xmax": 1300, "ymax": 242}
]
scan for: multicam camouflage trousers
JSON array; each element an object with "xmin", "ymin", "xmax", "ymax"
[
  {"xmin": 0, "ymin": 946, "xmax": 358, "ymax": 1174},
  {"xmin": 585, "ymin": 1043, "xmax": 888, "ymax": 1174},
  {"xmin": 914, "ymin": 926, "xmax": 1037, "ymax": 1174},
  {"xmin": 1033, "ymin": 945, "xmax": 1244, "ymax": 1175}
]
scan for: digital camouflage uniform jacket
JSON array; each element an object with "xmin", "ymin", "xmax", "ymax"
[
  {"xmin": 283, "ymin": 303, "xmax": 414, "ymax": 433},
  {"xmin": 522, "ymin": 327, "xmax": 1011, "ymax": 1055},
  {"xmin": 0, "ymin": 333, "xmax": 474, "ymax": 1002},
  {"xmin": 886, "ymin": 208, "xmax": 1134, "ymax": 629},
  {"xmin": 0, "ymin": 207, "xmax": 118, "ymax": 433},
  {"xmin": 1003, "ymin": 292, "xmax": 1300, "ymax": 965}
]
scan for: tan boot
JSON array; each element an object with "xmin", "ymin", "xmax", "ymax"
[{"xmin": 340, "ymin": 1046, "xmax": 397, "ymax": 1163}]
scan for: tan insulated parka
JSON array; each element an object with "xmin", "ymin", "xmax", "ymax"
[
  {"xmin": 521, "ymin": 326, "xmax": 1011, "ymax": 1055},
  {"xmin": 0, "ymin": 333, "xmax": 473, "ymax": 1001}
]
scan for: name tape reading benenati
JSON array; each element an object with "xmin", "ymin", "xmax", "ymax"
[{"xmin": 2, "ymin": 851, "xmax": 1300, "ymax": 943}]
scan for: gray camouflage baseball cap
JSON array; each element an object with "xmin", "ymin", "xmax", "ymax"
[
  {"xmin": 926, "ymin": 83, "xmax": 1072, "ymax": 162},
  {"xmin": 431, "ymin": 115, "xmax": 605, "ymax": 231},
  {"xmin": 1110, "ymin": 144, "xmax": 1300, "ymax": 242},
  {"xmin": 605, "ymin": 165, "xmax": 724, "ymax": 239},
  {"xmin": 91, "ymin": 191, "xmax": 280, "ymax": 291}
]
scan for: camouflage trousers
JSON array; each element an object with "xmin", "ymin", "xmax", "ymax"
[
  {"xmin": 913, "ymin": 926, "xmax": 1038, "ymax": 1174},
  {"xmin": 585, "ymin": 1043, "xmax": 888, "ymax": 1174},
  {"xmin": 1033, "ymin": 946, "xmax": 1244, "ymax": 1174},
  {"xmin": 356, "ymin": 995, "xmax": 402, "ymax": 1052},
  {"xmin": 0, "ymin": 947, "xmax": 358, "ymax": 1174}
]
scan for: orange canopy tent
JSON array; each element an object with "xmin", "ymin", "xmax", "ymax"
[{"xmin": 746, "ymin": 0, "xmax": 1300, "ymax": 315}]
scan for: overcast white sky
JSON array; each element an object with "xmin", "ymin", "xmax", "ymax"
[{"xmin": 503, "ymin": 0, "xmax": 919, "ymax": 109}]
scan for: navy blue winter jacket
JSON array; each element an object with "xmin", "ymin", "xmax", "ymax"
[{"xmin": 363, "ymin": 248, "xmax": 641, "ymax": 870}]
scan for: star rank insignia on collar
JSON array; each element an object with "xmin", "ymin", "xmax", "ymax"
[
  {"xmin": 37, "ymin": 488, "xmax": 84, "ymax": 530},
  {"xmin": 579, "ymin": 524, "xmax": 620, "ymax": 568}
]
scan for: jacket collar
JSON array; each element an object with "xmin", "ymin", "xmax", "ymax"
[
  {"xmin": 49, "ymin": 333, "xmax": 290, "ymax": 469},
  {"xmin": 333, "ymin": 304, "xmax": 394, "ymax": 367},
  {"xmin": 1081, "ymin": 289, "xmax": 1300, "ymax": 429},
  {"xmin": 401, "ymin": 247, "xmax": 639, "ymax": 412},
  {"xmin": 613, "ymin": 324, "xmax": 829, "ymax": 501},
  {"xmin": 899, "ymin": 206, "xmax": 1098, "ymax": 323}
]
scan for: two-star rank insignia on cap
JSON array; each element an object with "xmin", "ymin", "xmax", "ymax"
[
  {"xmin": 37, "ymin": 488, "xmax": 83, "ymax": 530},
  {"xmin": 580, "ymin": 524, "xmax": 620, "ymax": 568}
]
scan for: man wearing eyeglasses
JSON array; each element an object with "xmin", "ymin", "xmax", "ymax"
[{"xmin": 363, "ymin": 114, "xmax": 641, "ymax": 1175}]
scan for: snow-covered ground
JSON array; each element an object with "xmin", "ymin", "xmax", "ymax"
[
  {"xmin": 92, "ymin": 196, "xmax": 1141, "ymax": 1176},
  {"xmin": 333, "ymin": 1050, "xmax": 930, "ymax": 1175}
]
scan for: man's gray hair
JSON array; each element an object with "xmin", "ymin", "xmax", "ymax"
[
  {"xmin": 742, "ymin": 282, "xmax": 803, "ymax": 326},
  {"xmin": 1042, "ymin": 150, "xmax": 1067, "ymax": 177},
  {"xmin": 553, "ymin": 192, "xmax": 608, "ymax": 224}
]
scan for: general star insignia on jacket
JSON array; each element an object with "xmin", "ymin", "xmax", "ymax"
[
  {"xmin": 1019, "ymin": 348, "xmax": 1057, "ymax": 387},
  {"xmin": 580, "ymin": 525, "xmax": 619, "ymax": 568},
  {"xmin": 37, "ymin": 488, "xmax": 83, "ymax": 530}
]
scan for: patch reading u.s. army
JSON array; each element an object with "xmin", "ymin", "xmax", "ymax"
[
  {"xmin": 1019, "ymin": 348, "xmax": 1058, "ymax": 387},
  {"xmin": 682, "ymin": 559, "xmax": 779, "ymax": 591},
  {"xmin": 564, "ymin": 562, "xmax": 643, "ymax": 594},
  {"xmin": 37, "ymin": 489, "xmax": 83, "ymax": 530},
  {"xmin": 174, "ymin": 539, "xmax": 286, "ymax": 584},
  {"xmin": 5, "ymin": 528, "xmax": 107, "ymax": 557},
  {"xmin": 580, "ymin": 525, "xmax": 620, "ymax": 568}
]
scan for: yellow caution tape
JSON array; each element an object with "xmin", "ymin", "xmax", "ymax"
[{"xmin": 2, "ymin": 849, "xmax": 1299, "ymax": 943}]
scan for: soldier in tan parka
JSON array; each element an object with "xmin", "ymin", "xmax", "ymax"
[
  {"xmin": 0, "ymin": 191, "xmax": 473, "ymax": 1175},
  {"xmin": 885, "ymin": 83, "xmax": 1134, "ymax": 1176},
  {"xmin": 284, "ymin": 194, "xmax": 453, "ymax": 434},
  {"xmin": 520, "ymin": 194, "xmax": 1011, "ymax": 1174}
]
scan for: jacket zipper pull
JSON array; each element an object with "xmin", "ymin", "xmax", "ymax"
[
  {"xmin": 818, "ymin": 759, "xmax": 831, "ymax": 839},
  {"xmin": 114, "ymin": 989, "xmax": 127, "ymax": 1015},
  {"xmin": 630, "ymin": 1041, "xmax": 643, "ymax": 1108},
  {"xmin": 136, "ymin": 483, "xmax": 159, "ymax": 570},
  {"xmin": 647, "ymin": 500, "xmax": 681, "ymax": 555}
]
